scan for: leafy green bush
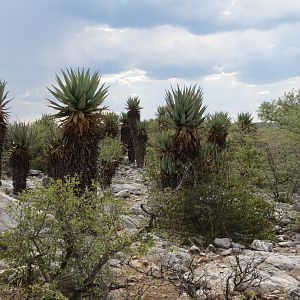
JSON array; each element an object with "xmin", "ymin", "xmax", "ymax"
[
  {"xmin": 151, "ymin": 178, "xmax": 275, "ymax": 244},
  {"xmin": 0, "ymin": 178, "xmax": 132, "ymax": 299}
]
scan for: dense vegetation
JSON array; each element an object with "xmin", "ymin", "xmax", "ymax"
[{"xmin": 0, "ymin": 70, "xmax": 299, "ymax": 299}]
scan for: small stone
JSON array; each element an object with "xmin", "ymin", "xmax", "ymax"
[
  {"xmin": 251, "ymin": 239, "xmax": 273, "ymax": 252},
  {"xmin": 42, "ymin": 176, "xmax": 50, "ymax": 187},
  {"xmin": 278, "ymin": 241, "xmax": 298, "ymax": 247},
  {"xmin": 279, "ymin": 217, "xmax": 293, "ymax": 226},
  {"xmin": 198, "ymin": 257, "xmax": 210, "ymax": 263},
  {"xmin": 290, "ymin": 267, "xmax": 300, "ymax": 281},
  {"xmin": 115, "ymin": 190, "xmax": 130, "ymax": 198},
  {"xmin": 221, "ymin": 248, "xmax": 232, "ymax": 256},
  {"xmin": 214, "ymin": 237, "xmax": 231, "ymax": 249},
  {"xmin": 231, "ymin": 242, "xmax": 246, "ymax": 250},
  {"xmin": 206, "ymin": 244, "xmax": 216, "ymax": 253},
  {"xmin": 232, "ymin": 247, "xmax": 243, "ymax": 254},
  {"xmin": 277, "ymin": 235, "xmax": 288, "ymax": 242},
  {"xmin": 292, "ymin": 234, "xmax": 300, "ymax": 242},
  {"xmin": 189, "ymin": 245, "xmax": 201, "ymax": 255},
  {"xmin": 28, "ymin": 169, "xmax": 43, "ymax": 176},
  {"xmin": 292, "ymin": 203, "xmax": 300, "ymax": 212},
  {"xmin": 293, "ymin": 224, "xmax": 300, "ymax": 233}
]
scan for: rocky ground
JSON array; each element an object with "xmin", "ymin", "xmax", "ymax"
[{"xmin": 1, "ymin": 167, "xmax": 300, "ymax": 299}]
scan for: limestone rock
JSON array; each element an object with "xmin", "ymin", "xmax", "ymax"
[
  {"xmin": 214, "ymin": 237, "xmax": 231, "ymax": 249},
  {"xmin": 251, "ymin": 240, "xmax": 273, "ymax": 252}
]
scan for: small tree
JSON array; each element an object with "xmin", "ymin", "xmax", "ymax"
[
  {"xmin": 258, "ymin": 89, "xmax": 300, "ymax": 137},
  {"xmin": 0, "ymin": 178, "xmax": 134, "ymax": 299}
]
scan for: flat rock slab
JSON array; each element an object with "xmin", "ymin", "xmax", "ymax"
[
  {"xmin": 0, "ymin": 192, "xmax": 18, "ymax": 232},
  {"xmin": 193, "ymin": 251, "xmax": 300, "ymax": 297},
  {"xmin": 112, "ymin": 183, "xmax": 144, "ymax": 195}
]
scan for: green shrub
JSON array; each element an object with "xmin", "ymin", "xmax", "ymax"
[
  {"xmin": 0, "ymin": 178, "xmax": 132, "ymax": 299},
  {"xmin": 152, "ymin": 178, "xmax": 275, "ymax": 244}
]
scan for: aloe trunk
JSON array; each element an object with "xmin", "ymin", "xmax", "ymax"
[
  {"xmin": 11, "ymin": 148, "xmax": 31, "ymax": 194},
  {"xmin": 135, "ymin": 131, "xmax": 147, "ymax": 168}
]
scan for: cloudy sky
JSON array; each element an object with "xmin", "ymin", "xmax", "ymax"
[{"xmin": 1, "ymin": 0, "xmax": 300, "ymax": 121}]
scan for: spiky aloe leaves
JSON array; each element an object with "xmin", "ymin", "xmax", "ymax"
[
  {"xmin": 125, "ymin": 96, "xmax": 142, "ymax": 165},
  {"xmin": 0, "ymin": 80, "xmax": 11, "ymax": 185},
  {"xmin": 165, "ymin": 85, "xmax": 206, "ymax": 129},
  {"xmin": 47, "ymin": 68, "xmax": 108, "ymax": 136},
  {"xmin": 47, "ymin": 68, "xmax": 109, "ymax": 190},
  {"xmin": 237, "ymin": 112, "xmax": 256, "ymax": 133},
  {"xmin": 165, "ymin": 85, "xmax": 207, "ymax": 162},
  {"xmin": 157, "ymin": 132, "xmax": 178, "ymax": 188},
  {"xmin": 0, "ymin": 80, "xmax": 11, "ymax": 123},
  {"xmin": 207, "ymin": 111, "xmax": 231, "ymax": 148},
  {"xmin": 103, "ymin": 112, "xmax": 119, "ymax": 138},
  {"xmin": 8, "ymin": 122, "xmax": 37, "ymax": 194}
]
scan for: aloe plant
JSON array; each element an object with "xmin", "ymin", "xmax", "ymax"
[
  {"xmin": 207, "ymin": 111, "xmax": 231, "ymax": 148},
  {"xmin": 8, "ymin": 122, "xmax": 37, "ymax": 194},
  {"xmin": 157, "ymin": 131, "xmax": 178, "ymax": 188},
  {"xmin": 135, "ymin": 120, "xmax": 148, "ymax": 168},
  {"xmin": 47, "ymin": 68, "xmax": 108, "ymax": 190},
  {"xmin": 98, "ymin": 137, "xmax": 124, "ymax": 186},
  {"xmin": 0, "ymin": 80, "xmax": 11, "ymax": 185},
  {"xmin": 165, "ymin": 85, "xmax": 206, "ymax": 162},
  {"xmin": 125, "ymin": 96, "xmax": 142, "ymax": 164}
]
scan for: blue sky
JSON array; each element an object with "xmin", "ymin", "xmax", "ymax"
[{"xmin": 2, "ymin": 0, "xmax": 300, "ymax": 120}]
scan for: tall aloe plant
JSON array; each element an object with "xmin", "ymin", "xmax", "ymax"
[
  {"xmin": 207, "ymin": 111, "xmax": 231, "ymax": 148},
  {"xmin": 0, "ymin": 80, "xmax": 11, "ymax": 185},
  {"xmin": 135, "ymin": 120, "xmax": 148, "ymax": 168},
  {"xmin": 120, "ymin": 112, "xmax": 134, "ymax": 162},
  {"xmin": 125, "ymin": 96, "xmax": 142, "ymax": 164},
  {"xmin": 165, "ymin": 85, "xmax": 206, "ymax": 162},
  {"xmin": 47, "ymin": 68, "xmax": 108, "ymax": 190},
  {"xmin": 8, "ymin": 122, "xmax": 36, "ymax": 195}
]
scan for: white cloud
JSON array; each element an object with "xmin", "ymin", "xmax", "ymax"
[
  {"xmin": 57, "ymin": 21, "xmax": 300, "ymax": 85},
  {"xmin": 101, "ymin": 68, "xmax": 300, "ymax": 120}
]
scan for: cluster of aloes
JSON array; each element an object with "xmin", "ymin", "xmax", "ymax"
[
  {"xmin": 157, "ymin": 85, "xmax": 207, "ymax": 188},
  {"xmin": 156, "ymin": 85, "xmax": 234, "ymax": 189},
  {"xmin": 0, "ymin": 81, "xmax": 37, "ymax": 195}
]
